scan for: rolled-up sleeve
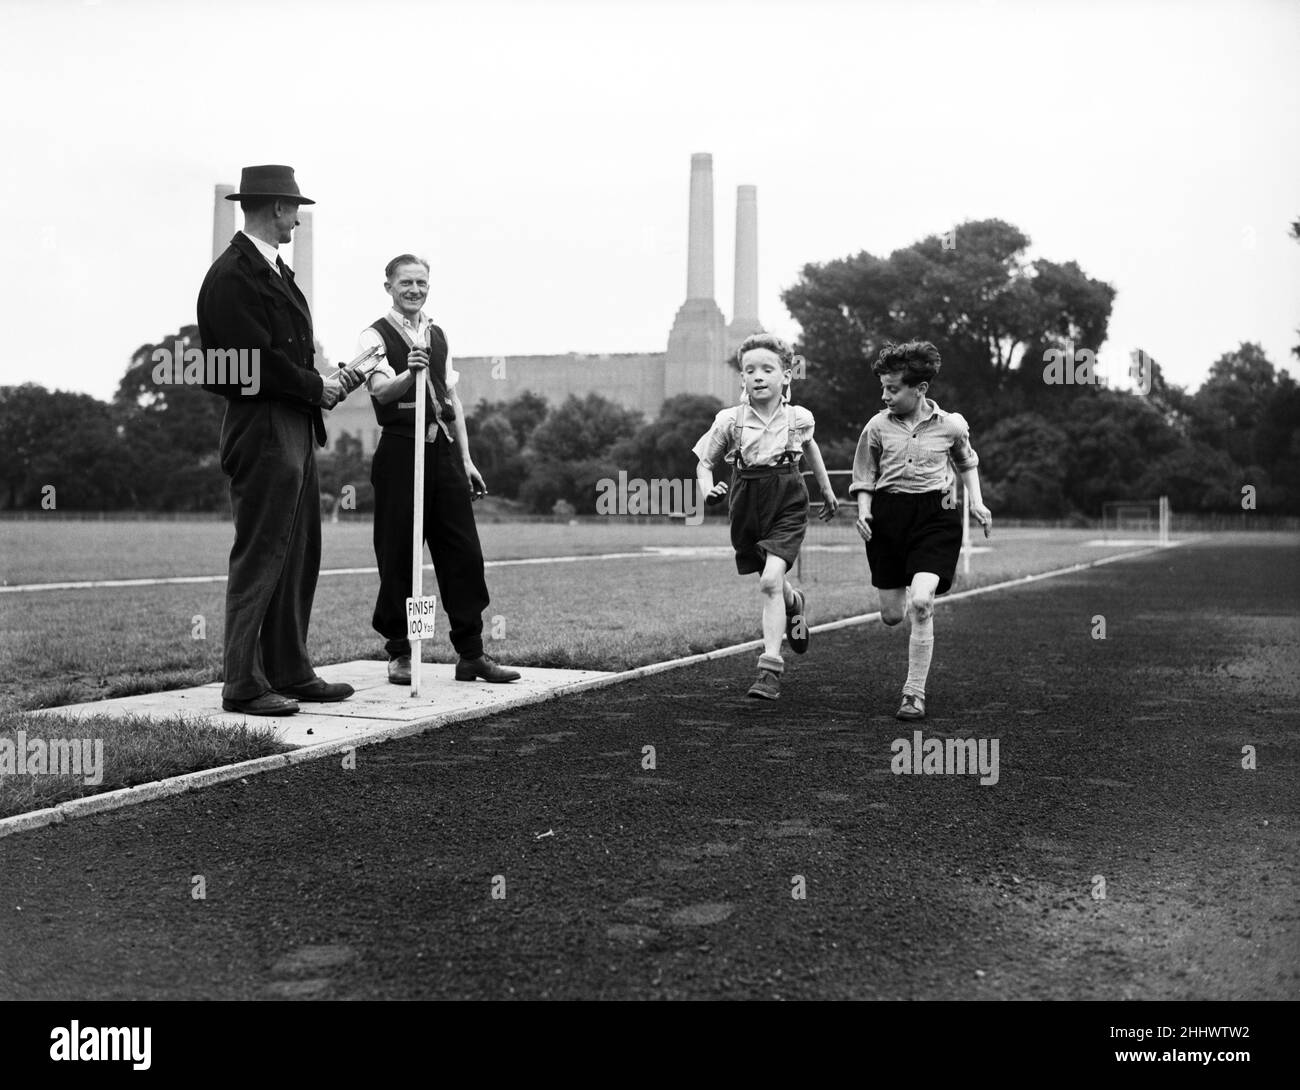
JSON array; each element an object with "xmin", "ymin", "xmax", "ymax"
[
  {"xmin": 692, "ymin": 410, "xmax": 732, "ymax": 467},
  {"xmin": 357, "ymin": 328, "xmax": 392, "ymax": 393},
  {"xmin": 848, "ymin": 421, "xmax": 880, "ymax": 496},
  {"xmin": 948, "ymin": 412, "xmax": 979, "ymax": 472}
]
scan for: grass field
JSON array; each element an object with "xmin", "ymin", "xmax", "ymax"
[{"xmin": 0, "ymin": 517, "xmax": 1183, "ymax": 714}]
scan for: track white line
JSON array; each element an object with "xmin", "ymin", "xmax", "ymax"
[
  {"xmin": 0, "ymin": 541, "xmax": 1181, "ymax": 839},
  {"xmin": 0, "ymin": 551, "xmax": 665, "ymax": 593}
]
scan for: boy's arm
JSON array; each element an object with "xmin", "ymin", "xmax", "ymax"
[
  {"xmin": 692, "ymin": 415, "xmax": 730, "ymax": 505},
  {"xmin": 848, "ymin": 423, "xmax": 880, "ymax": 528},
  {"xmin": 801, "ymin": 437, "xmax": 838, "ymax": 519},
  {"xmin": 960, "ymin": 466, "xmax": 992, "ymax": 536},
  {"xmin": 951, "ymin": 416, "xmax": 991, "ymax": 534}
]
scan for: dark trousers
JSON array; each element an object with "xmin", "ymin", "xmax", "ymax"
[
  {"xmin": 371, "ymin": 430, "xmax": 489, "ymax": 660},
  {"xmin": 219, "ymin": 399, "xmax": 321, "ymax": 700}
]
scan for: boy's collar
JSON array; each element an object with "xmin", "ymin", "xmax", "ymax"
[
  {"xmin": 744, "ymin": 396, "xmax": 788, "ymax": 423},
  {"xmin": 890, "ymin": 397, "xmax": 942, "ymax": 423}
]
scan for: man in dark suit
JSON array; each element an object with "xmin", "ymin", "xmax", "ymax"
[{"xmin": 198, "ymin": 164, "xmax": 360, "ymax": 715}]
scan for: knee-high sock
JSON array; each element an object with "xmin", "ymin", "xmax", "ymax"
[{"xmin": 903, "ymin": 614, "xmax": 934, "ymax": 698}]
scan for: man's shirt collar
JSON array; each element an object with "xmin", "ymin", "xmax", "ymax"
[
  {"xmin": 388, "ymin": 308, "xmax": 430, "ymax": 335},
  {"xmin": 239, "ymin": 230, "xmax": 281, "ymax": 273}
]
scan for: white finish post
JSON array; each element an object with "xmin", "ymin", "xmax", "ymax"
[
  {"xmin": 411, "ymin": 368, "xmax": 427, "ymax": 697},
  {"xmin": 962, "ymin": 485, "xmax": 971, "ymax": 575}
]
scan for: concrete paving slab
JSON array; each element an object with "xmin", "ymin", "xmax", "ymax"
[{"xmin": 28, "ymin": 661, "xmax": 614, "ymax": 748}]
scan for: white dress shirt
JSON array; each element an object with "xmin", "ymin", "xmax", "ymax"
[{"xmin": 240, "ymin": 230, "xmax": 282, "ymax": 275}]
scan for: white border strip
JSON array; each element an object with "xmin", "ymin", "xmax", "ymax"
[
  {"xmin": 0, "ymin": 541, "xmax": 1179, "ymax": 838},
  {"xmin": 0, "ymin": 551, "xmax": 665, "ymax": 593}
]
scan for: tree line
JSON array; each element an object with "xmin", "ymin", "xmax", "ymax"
[{"xmin": 2, "ymin": 217, "xmax": 1296, "ymax": 516}]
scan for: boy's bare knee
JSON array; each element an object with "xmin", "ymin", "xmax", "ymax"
[
  {"xmin": 881, "ymin": 609, "xmax": 905, "ymax": 627},
  {"xmin": 758, "ymin": 573, "xmax": 783, "ymax": 597},
  {"xmin": 909, "ymin": 595, "xmax": 934, "ymax": 622}
]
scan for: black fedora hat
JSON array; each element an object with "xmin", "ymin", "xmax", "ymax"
[{"xmin": 225, "ymin": 164, "xmax": 315, "ymax": 205}]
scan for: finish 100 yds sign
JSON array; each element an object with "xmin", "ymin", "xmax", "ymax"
[{"xmin": 406, "ymin": 596, "xmax": 438, "ymax": 640}]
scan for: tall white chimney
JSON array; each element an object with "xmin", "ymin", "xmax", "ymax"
[{"xmin": 213, "ymin": 184, "xmax": 235, "ymax": 261}]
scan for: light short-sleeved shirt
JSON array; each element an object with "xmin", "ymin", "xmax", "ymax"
[
  {"xmin": 848, "ymin": 399, "xmax": 979, "ymax": 496},
  {"xmin": 692, "ymin": 401, "xmax": 815, "ymax": 468},
  {"xmin": 355, "ymin": 309, "xmax": 460, "ymax": 394}
]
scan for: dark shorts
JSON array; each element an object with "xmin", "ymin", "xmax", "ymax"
[
  {"xmin": 865, "ymin": 490, "xmax": 963, "ymax": 595},
  {"xmin": 729, "ymin": 463, "xmax": 809, "ymax": 575}
]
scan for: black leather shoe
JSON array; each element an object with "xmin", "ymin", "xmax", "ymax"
[
  {"xmin": 455, "ymin": 654, "xmax": 520, "ymax": 683},
  {"xmin": 387, "ymin": 655, "xmax": 411, "ymax": 686},
  {"xmin": 222, "ymin": 692, "xmax": 299, "ymax": 716},
  {"xmin": 277, "ymin": 678, "xmax": 354, "ymax": 702}
]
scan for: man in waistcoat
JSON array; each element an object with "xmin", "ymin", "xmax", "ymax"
[
  {"xmin": 357, "ymin": 254, "xmax": 520, "ymax": 686},
  {"xmin": 198, "ymin": 165, "xmax": 362, "ymax": 715}
]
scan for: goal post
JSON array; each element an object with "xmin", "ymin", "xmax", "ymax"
[{"xmin": 1101, "ymin": 496, "xmax": 1171, "ymax": 545}]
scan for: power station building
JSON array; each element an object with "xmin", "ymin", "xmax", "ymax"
[{"xmin": 209, "ymin": 153, "xmax": 762, "ymax": 453}]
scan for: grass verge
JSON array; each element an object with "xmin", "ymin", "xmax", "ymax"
[{"xmin": 0, "ymin": 711, "xmax": 290, "ymax": 819}]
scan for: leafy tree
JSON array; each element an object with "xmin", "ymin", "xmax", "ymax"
[
  {"xmin": 782, "ymin": 219, "xmax": 1116, "ymax": 440},
  {"xmin": 1057, "ymin": 390, "xmax": 1183, "ymax": 515},
  {"xmin": 610, "ymin": 393, "xmax": 724, "ymax": 482},
  {"xmin": 1191, "ymin": 343, "xmax": 1285, "ymax": 467},
  {"xmin": 527, "ymin": 393, "xmax": 642, "ymax": 464},
  {"xmin": 0, "ymin": 384, "xmax": 131, "ymax": 509},
  {"xmin": 518, "ymin": 393, "xmax": 642, "ymax": 513},
  {"xmin": 465, "ymin": 391, "xmax": 551, "ymax": 499},
  {"xmin": 114, "ymin": 324, "xmax": 227, "ymax": 510},
  {"xmin": 502, "ymin": 390, "xmax": 549, "ymax": 449},
  {"xmin": 1134, "ymin": 442, "xmax": 1242, "ymax": 513},
  {"xmin": 317, "ymin": 432, "xmax": 373, "ymax": 517},
  {"xmin": 976, "ymin": 413, "xmax": 1071, "ymax": 518},
  {"xmin": 468, "ymin": 411, "xmax": 524, "ymax": 497}
]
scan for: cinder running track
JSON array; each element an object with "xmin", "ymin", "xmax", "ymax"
[{"xmin": 1, "ymin": 538, "xmax": 1295, "ymax": 1000}]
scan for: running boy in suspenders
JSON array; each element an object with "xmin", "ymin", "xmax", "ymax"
[
  {"xmin": 850, "ymin": 340, "xmax": 992, "ymax": 721},
  {"xmin": 693, "ymin": 334, "xmax": 839, "ymax": 700}
]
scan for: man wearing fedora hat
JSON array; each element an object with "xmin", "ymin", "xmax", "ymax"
[{"xmin": 198, "ymin": 164, "xmax": 360, "ymax": 716}]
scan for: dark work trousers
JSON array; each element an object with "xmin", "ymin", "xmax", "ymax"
[
  {"xmin": 370, "ymin": 430, "xmax": 489, "ymax": 660},
  {"xmin": 219, "ymin": 398, "xmax": 321, "ymax": 701}
]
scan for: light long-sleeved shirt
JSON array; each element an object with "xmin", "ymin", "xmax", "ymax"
[{"xmin": 848, "ymin": 399, "xmax": 979, "ymax": 496}]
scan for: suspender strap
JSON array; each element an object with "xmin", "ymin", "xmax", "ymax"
[{"xmin": 732, "ymin": 403, "xmax": 800, "ymax": 469}]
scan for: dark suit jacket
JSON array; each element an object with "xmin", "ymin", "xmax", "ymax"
[{"xmin": 197, "ymin": 232, "xmax": 326, "ymax": 446}]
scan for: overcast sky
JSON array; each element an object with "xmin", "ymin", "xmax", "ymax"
[{"xmin": 1, "ymin": 0, "xmax": 1296, "ymax": 402}]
